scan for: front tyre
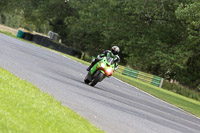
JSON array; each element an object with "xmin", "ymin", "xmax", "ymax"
[{"xmin": 90, "ymin": 72, "xmax": 104, "ymax": 87}]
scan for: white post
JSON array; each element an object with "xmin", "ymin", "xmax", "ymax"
[{"xmin": 159, "ymin": 78, "xmax": 164, "ymax": 88}]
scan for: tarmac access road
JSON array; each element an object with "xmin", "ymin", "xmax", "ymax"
[{"xmin": 0, "ymin": 33, "xmax": 200, "ymax": 133}]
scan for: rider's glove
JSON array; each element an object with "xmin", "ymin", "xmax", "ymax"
[{"xmin": 97, "ymin": 55, "xmax": 103, "ymax": 60}]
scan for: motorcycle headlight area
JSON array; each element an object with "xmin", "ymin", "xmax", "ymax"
[
  {"xmin": 101, "ymin": 62, "xmax": 106, "ymax": 68},
  {"xmin": 106, "ymin": 68, "xmax": 112, "ymax": 74}
]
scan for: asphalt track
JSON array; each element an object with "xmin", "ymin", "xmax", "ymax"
[{"xmin": 0, "ymin": 33, "xmax": 200, "ymax": 133}]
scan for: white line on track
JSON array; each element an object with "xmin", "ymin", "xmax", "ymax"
[{"xmin": 113, "ymin": 77, "xmax": 200, "ymax": 120}]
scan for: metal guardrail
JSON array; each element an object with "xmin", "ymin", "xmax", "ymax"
[{"xmin": 117, "ymin": 66, "xmax": 164, "ymax": 88}]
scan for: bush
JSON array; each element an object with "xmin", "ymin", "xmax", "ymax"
[
  {"xmin": 82, "ymin": 53, "xmax": 93, "ymax": 62},
  {"xmin": 163, "ymin": 80, "xmax": 200, "ymax": 101}
]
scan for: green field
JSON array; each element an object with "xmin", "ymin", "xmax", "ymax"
[{"xmin": 0, "ymin": 67, "xmax": 103, "ymax": 133}]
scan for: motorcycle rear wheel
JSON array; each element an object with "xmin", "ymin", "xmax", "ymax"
[{"xmin": 84, "ymin": 73, "xmax": 91, "ymax": 84}]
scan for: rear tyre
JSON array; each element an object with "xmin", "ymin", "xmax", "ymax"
[
  {"xmin": 84, "ymin": 73, "xmax": 91, "ymax": 84},
  {"xmin": 90, "ymin": 72, "xmax": 104, "ymax": 87}
]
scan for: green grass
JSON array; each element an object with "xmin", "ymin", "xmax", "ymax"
[
  {"xmin": 0, "ymin": 67, "xmax": 103, "ymax": 133},
  {"xmin": 1, "ymin": 29, "xmax": 200, "ymax": 118},
  {"xmin": 113, "ymin": 72, "xmax": 200, "ymax": 117},
  {"xmin": 162, "ymin": 80, "xmax": 200, "ymax": 101},
  {"xmin": 0, "ymin": 30, "xmax": 37, "ymax": 45},
  {"xmin": 0, "ymin": 30, "xmax": 16, "ymax": 36}
]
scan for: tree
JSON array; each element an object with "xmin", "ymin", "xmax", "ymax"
[
  {"xmin": 176, "ymin": 2, "xmax": 200, "ymax": 90},
  {"xmin": 1, "ymin": 0, "xmax": 199, "ymax": 89}
]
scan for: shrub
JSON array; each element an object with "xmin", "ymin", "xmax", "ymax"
[{"xmin": 163, "ymin": 80, "xmax": 200, "ymax": 101}]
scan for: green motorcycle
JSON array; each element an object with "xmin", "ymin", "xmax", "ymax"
[{"xmin": 84, "ymin": 57, "xmax": 115, "ymax": 86}]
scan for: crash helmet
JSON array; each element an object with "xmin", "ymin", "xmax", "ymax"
[{"xmin": 111, "ymin": 46, "xmax": 120, "ymax": 55}]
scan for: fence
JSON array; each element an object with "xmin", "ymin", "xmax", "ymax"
[{"xmin": 117, "ymin": 66, "xmax": 164, "ymax": 88}]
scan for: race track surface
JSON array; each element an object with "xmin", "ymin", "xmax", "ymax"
[{"xmin": 0, "ymin": 33, "xmax": 200, "ymax": 133}]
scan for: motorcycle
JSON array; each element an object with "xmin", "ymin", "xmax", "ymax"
[{"xmin": 84, "ymin": 57, "xmax": 115, "ymax": 86}]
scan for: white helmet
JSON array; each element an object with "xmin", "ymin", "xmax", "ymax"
[{"xmin": 111, "ymin": 46, "xmax": 120, "ymax": 55}]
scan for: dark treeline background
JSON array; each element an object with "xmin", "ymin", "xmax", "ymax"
[{"xmin": 0, "ymin": 0, "xmax": 199, "ymax": 91}]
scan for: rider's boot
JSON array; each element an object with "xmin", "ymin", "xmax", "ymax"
[{"xmin": 87, "ymin": 65, "xmax": 92, "ymax": 71}]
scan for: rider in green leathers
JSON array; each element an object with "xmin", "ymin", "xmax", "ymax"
[{"xmin": 87, "ymin": 46, "xmax": 120, "ymax": 71}]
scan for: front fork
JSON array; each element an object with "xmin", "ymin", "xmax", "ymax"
[{"xmin": 90, "ymin": 69, "xmax": 105, "ymax": 82}]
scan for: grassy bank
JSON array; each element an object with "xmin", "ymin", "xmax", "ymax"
[
  {"xmin": 0, "ymin": 67, "xmax": 103, "ymax": 133},
  {"xmin": 0, "ymin": 30, "xmax": 15, "ymax": 36},
  {"xmin": 113, "ymin": 72, "xmax": 200, "ymax": 117},
  {"xmin": 162, "ymin": 81, "xmax": 200, "ymax": 101}
]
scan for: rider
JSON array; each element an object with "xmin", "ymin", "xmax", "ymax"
[{"xmin": 87, "ymin": 46, "xmax": 120, "ymax": 71}]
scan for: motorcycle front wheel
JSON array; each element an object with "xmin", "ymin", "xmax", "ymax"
[{"xmin": 90, "ymin": 72, "xmax": 105, "ymax": 86}]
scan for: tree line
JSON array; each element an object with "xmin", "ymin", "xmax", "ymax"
[{"xmin": 0, "ymin": 0, "xmax": 199, "ymax": 91}]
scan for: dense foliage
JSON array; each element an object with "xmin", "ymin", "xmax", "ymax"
[{"xmin": 0, "ymin": 0, "xmax": 199, "ymax": 91}]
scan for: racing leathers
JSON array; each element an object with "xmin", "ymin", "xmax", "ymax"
[{"xmin": 87, "ymin": 50, "xmax": 120, "ymax": 71}]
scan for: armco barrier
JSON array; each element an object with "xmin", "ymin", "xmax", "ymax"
[
  {"xmin": 22, "ymin": 33, "xmax": 34, "ymax": 41},
  {"xmin": 17, "ymin": 31, "xmax": 82, "ymax": 59},
  {"xmin": 117, "ymin": 66, "xmax": 164, "ymax": 88}
]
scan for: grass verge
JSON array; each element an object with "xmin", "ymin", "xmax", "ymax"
[
  {"xmin": 0, "ymin": 67, "xmax": 103, "ymax": 133},
  {"xmin": 0, "ymin": 30, "xmax": 16, "ymax": 36},
  {"xmin": 1, "ymin": 30, "xmax": 200, "ymax": 118},
  {"xmin": 0, "ymin": 30, "xmax": 36, "ymax": 45},
  {"xmin": 113, "ymin": 72, "xmax": 200, "ymax": 118}
]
